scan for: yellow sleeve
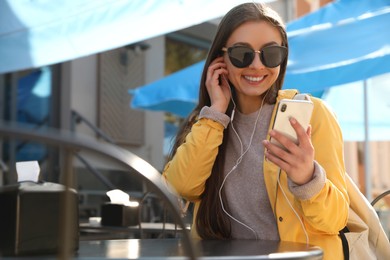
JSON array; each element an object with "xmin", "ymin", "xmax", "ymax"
[{"xmin": 162, "ymin": 118, "xmax": 225, "ymax": 202}]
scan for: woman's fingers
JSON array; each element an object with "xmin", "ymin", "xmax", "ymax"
[
  {"xmin": 205, "ymin": 57, "xmax": 230, "ymax": 113},
  {"xmin": 290, "ymin": 117, "xmax": 312, "ymax": 148},
  {"xmin": 263, "ymin": 118, "xmax": 315, "ymax": 185}
]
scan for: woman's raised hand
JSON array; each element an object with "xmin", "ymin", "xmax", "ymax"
[{"xmin": 205, "ymin": 57, "xmax": 231, "ymax": 114}]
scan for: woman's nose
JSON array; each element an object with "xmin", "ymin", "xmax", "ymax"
[{"xmin": 249, "ymin": 52, "xmax": 265, "ymax": 69}]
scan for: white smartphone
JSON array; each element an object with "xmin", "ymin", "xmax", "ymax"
[{"xmin": 270, "ymin": 98, "xmax": 314, "ymax": 150}]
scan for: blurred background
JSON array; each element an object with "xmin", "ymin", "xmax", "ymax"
[{"xmin": 0, "ymin": 0, "xmax": 389, "ymax": 239}]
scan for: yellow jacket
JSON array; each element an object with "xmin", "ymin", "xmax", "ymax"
[{"xmin": 163, "ymin": 89, "xmax": 349, "ymax": 260}]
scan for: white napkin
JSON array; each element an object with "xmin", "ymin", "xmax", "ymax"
[
  {"xmin": 106, "ymin": 189, "xmax": 139, "ymax": 207},
  {"xmin": 16, "ymin": 161, "xmax": 40, "ymax": 182}
]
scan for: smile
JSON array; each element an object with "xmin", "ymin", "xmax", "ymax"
[{"xmin": 244, "ymin": 75, "xmax": 265, "ymax": 82}]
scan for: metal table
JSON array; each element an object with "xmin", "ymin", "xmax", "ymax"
[
  {"xmin": 2, "ymin": 238, "xmax": 322, "ymax": 260},
  {"xmin": 79, "ymin": 222, "xmax": 188, "ymax": 240},
  {"xmin": 77, "ymin": 239, "xmax": 323, "ymax": 259}
]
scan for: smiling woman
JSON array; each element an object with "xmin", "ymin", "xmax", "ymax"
[{"xmin": 162, "ymin": 3, "xmax": 351, "ymax": 260}]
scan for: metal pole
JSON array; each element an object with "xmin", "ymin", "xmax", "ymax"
[{"xmin": 363, "ymin": 80, "xmax": 372, "ymax": 202}]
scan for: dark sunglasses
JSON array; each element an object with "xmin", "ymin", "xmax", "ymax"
[{"xmin": 222, "ymin": 45, "xmax": 288, "ymax": 68}]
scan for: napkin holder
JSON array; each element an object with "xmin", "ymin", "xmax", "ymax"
[
  {"xmin": 0, "ymin": 181, "xmax": 79, "ymax": 256},
  {"xmin": 101, "ymin": 202, "xmax": 139, "ymax": 227}
]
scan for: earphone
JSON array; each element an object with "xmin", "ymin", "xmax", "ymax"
[
  {"xmin": 218, "ymin": 76, "xmax": 309, "ymax": 243},
  {"xmin": 230, "ymin": 109, "xmax": 236, "ymax": 122},
  {"xmin": 279, "ymin": 93, "xmax": 310, "ymax": 244},
  {"xmin": 277, "ymin": 169, "xmax": 309, "ymax": 245},
  {"xmin": 218, "ymin": 75, "xmax": 270, "ymax": 239}
]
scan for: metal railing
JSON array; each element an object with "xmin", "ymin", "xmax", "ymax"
[
  {"xmin": 71, "ymin": 110, "xmax": 117, "ymax": 190},
  {"xmin": 0, "ymin": 121, "xmax": 198, "ymax": 260}
]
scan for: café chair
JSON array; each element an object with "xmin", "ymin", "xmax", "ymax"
[{"xmin": 372, "ymin": 189, "xmax": 390, "ymax": 240}]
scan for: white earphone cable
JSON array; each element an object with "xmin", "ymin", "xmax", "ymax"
[
  {"xmin": 218, "ymin": 76, "xmax": 270, "ymax": 239},
  {"xmin": 219, "ymin": 76, "xmax": 309, "ymax": 243},
  {"xmin": 277, "ymin": 170, "xmax": 309, "ymax": 245}
]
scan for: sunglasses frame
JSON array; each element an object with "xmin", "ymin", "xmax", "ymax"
[{"xmin": 222, "ymin": 45, "xmax": 288, "ymax": 68}]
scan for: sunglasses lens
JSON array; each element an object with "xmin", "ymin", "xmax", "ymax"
[
  {"xmin": 261, "ymin": 46, "xmax": 287, "ymax": 68},
  {"xmin": 228, "ymin": 46, "xmax": 254, "ymax": 68},
  {"xmin": 226, "ymin": 46, "xmax": 287, "ymax": 68}
]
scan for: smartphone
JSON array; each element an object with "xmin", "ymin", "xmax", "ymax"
[{"xmin": 270, "ymin": 98, "xmax": 314, "ymax": 150}]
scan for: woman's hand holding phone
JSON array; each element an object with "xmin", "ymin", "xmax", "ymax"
[
  {"xmin": 262, "ymin": 99, "xmax": 315, "ymax": 185},
  {"xmin": 205, "ymin": 57, "xmax": 230, "ymax": 114}
]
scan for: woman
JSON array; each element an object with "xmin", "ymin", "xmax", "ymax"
[{"xmin": 163, "ymin": 2, "xmax": 349, "ymax": 259}]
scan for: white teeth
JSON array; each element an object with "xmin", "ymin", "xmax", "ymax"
[{"xmin": 244, "ymin": 75, "xmax": 264, "ymax": 82}]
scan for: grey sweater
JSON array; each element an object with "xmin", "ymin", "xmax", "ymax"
[{"xmin": 199, "ymin": 104, "xmax": 325, "ymax": 240}]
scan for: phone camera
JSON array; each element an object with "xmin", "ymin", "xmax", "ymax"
[{"xmin": 281, "ymin": 104, "xmax": 287, "ymax": 112}]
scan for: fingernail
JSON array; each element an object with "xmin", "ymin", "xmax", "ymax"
[{"xmin": 290, "ymin": 117, "xmax": 297, "ymax": 124}]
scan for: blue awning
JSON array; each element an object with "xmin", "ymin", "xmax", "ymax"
[
  {"xmin": 129, "ymin": 0, "xmax": 390, "ymax": 142},
  {"xmin": 130, "ymin": 0, "xmax": 390, "ymax": 115},
  {"xmin": 129, "ymin": 60, "xmax": 205, "ymax": 117},
  {"xmin": 0, "ymin": 0, "xmax": 261, "ymax": 74},
  {"xmin": 284, "ymin": 0, "xmax": 390, "ymax": 91}
]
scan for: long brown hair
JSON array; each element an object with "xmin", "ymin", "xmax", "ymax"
[{"xmin": 168, "ymin": 2, "xmax": 288, "ymax": 239}]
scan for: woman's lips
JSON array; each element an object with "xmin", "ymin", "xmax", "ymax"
[{"xmin": 244, "ymin": 75, "xmax": 265, "ymax": 83}]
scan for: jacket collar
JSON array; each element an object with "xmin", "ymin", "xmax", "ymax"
[{"xmin": 276, "ymin": 89, "xmax": 299, "ymax": 102}]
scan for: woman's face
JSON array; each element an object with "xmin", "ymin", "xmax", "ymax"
[{"xmin": 223, "ymin": 20, "xmax": 283, "ymax": 113}]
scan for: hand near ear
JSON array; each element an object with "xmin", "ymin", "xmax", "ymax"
[{"xmin": 205, "ymin": 57, "xmax": 231, "ymax": 114}]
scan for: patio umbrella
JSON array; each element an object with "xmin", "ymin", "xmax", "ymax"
[
  {"xmin": 130, "ymin": 0, "xmax": 390, "ymax": 116},
  {"xmin": 129, "ymin": 60, "xmax": 204, "ymax": 117},
  {"xmin": 284, "ymin": 0, "xmax": 390, "ymax": 91},
  {"xmin": 0, "ymin": 0, "xmax": 259, "ymax": 74}
]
